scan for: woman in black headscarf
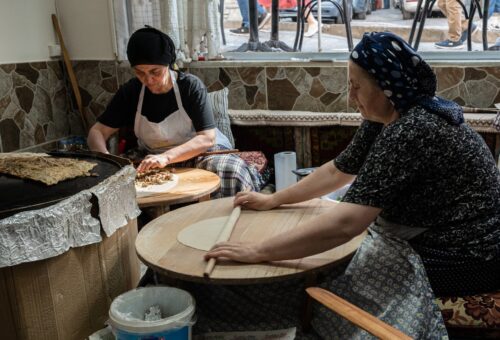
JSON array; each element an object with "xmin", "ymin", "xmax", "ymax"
[
  {"xmin": 201, "ymin": 32, "xmax": 500, "ymax": 338},
  {"xmin": 87, "ymin": 27, "xmax": 262, "ymax": 197}
]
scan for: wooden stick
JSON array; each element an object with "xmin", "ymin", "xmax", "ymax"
[
  {"xmin": 131, "ymin": 149, "xmax": 240, "ymax": 166},
  {"xmin": 199, "ymin": 149, "xmax": 239, "ymax": 157},
  {"xmin": 203, "ymin": 187, "xmax": 249, "ymax": 277},
  {"xmin": 306, "ymin": 287, "xmax": 413, "ymax": 340},
  {"xmin": 51, "ymin": 14, "xmax": 88, "ymax": 133}
]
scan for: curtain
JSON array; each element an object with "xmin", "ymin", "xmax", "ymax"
[{"xmin": 113, "ymin": 0, "xmax": 222, "ymax": 64}]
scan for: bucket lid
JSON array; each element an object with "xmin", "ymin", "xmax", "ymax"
[{"xmin": 108, "ymin": 286, "xmax": 195, "ymax": 334}]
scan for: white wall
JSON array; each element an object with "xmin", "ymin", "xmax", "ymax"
[
  {"xmin": 0, "ymin": 0, "xmax": 115, "ymax": 64},
  {"xmin": 55, "ymin": 0, "xmax": 115, "ymax": 61},
  {"xmin": 0, "ymin": 0, "xmax": 58, "ymax": 63}
]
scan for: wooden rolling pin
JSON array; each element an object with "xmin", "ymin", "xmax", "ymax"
[
  {"xmin": 203, "ymin": 187, "xmax": 249, "ymax": 277},
  {"xmin": 306, "ymin": 287, "xmax": 413, "ymax": 340}
]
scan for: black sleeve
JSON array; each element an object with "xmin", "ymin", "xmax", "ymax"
[
  {"xmin": 179, "ymin": 73, "xmax": 215, "ymax": 132},
  {"xmin": 97, "ymin": 79, "xmax": 140, "ymax": 128},
  {"xmin": 334, "ymin": 120, "xmax": 384, "ymax": 175},
  {"xmin": 342, "ymin": 120, "xmax": 426, "ymax": 209}
]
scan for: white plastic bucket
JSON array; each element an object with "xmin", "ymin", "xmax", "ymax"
[{"xmin": 108, "ymin": 286, "xmax": 195, "ymax": 340}]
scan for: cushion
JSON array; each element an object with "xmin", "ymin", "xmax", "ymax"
[
  {"xmin": 207, "ymin": 87, "xmax": 235, "ymax": 148},
  {"xmin": 436, "ymin": 291, "xmax": 500, "ymax": 329},
  {"xmin": 237, "ymin": 151, "xmax": 268, "ymax": 174}
]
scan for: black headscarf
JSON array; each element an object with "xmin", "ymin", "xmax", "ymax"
[
  {"xmin": 350, "ymin": 32, "xmax": 464, "ymax": 125},
  {"xmin": 126, "ymin": 26, "xmax": 177, "ymax": 69}
]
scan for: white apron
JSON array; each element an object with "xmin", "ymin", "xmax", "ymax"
[{"xmin": 134, "ymin": 70, "xmax": 197, "ymax": 153}]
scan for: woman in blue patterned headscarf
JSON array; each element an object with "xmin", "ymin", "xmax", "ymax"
[
  {"xmin": 350, "ymin": 31, "xmax": 464, "ymax": 125},
  {"xmin": 203, "ymin": 32, "xmax": 500, "ymax": 339}
]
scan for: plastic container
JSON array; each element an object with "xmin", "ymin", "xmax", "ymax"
[
  {"xmin": 108, "ymin": 286, "xmax": 195, "ymax": 340},
  {"xmin": 322, "ymin": 184, "xmax": 351, "ymax": 202}
]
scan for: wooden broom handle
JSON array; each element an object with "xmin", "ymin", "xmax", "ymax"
[
  {"xmin": 51, "ymin": 14, "xmax": 88, "ymax": 133},
  {"xmin": 306, "ymin": 287, "xmax": 413, "ymax": 340}
]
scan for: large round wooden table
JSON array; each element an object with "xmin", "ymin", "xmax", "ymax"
[{"xmin": 136, "ymin": 197, "xmax": 365, "ymax": 284}]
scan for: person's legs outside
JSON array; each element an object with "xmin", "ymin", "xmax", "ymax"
[
  {"xmin": 230, "ymin": 0, "xmax": 251, "ymax": 34},
  {"xmin": 488, "ymin": 0, "xmax": 500, "ymax": 31},
  {"xmin": 488, "ymin": 37, "xmax": 500, "ymax": 50},
  {"xmin": 304, "ymin": 6, "xmax": 320, "ymax": 37},
  {"xmin": 435, "ymin": 0, "xmax": 467, "ymax": 48},
  {"xmin": 230, "ymin": 0, "xmax": 270, "ymax": 34},
  {"xmin": 489, "ymin": 0, "xmax": 500, "ymax": 17},
  {"xmin": 257, "ymin": 1, "xmax": 271, "ymax": 29}
]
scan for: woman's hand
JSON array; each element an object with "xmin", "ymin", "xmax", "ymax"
[
  {"xmin": 204, "ymin": 242, "xmax": 265, "ymax": 263},
  {"xmin": 234, "ymin": 191, "xmax": 280, "ymax": 211},
  {"xmin": 137, "ymin": 153, "xmax": 170, "ymax": 172}
]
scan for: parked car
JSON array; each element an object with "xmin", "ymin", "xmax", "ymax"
[
  {"xmin": 278, "ymin": 0, "xmax": 371, "ymax": 24},
  {"xmin": 397, "ymin": 0, "xmax": 442, "ymax": 20}
]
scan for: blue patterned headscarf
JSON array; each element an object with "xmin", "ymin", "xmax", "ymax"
[{"xmin": 350, "ymin": 32, "xmax": 464, "ymax": 125}]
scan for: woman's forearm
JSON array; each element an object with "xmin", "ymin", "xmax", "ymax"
[
  {"xmin": 255, "ymin": 202, "xmax": 378, "ymax": 262},
  {"xmin": 162, "ymin": 134, "xmax": 213, "ymax": 163},
  {"xmin": 87, "ymin": 128, "xmax": 110, "ymax": 153}
]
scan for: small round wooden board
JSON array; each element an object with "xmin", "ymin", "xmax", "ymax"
[{"xmin": 136, "ymin": 168, "xmax": 220, "ymax": 208}]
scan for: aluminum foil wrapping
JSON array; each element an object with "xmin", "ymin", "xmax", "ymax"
[
  {"xmin": 0, "ymin": 164, "xmax": 140, "ymax": 268},
  {"xmin": 91, "ymin": 165, "xmax": 141, "ymax": 237},
  {"xmin": 0, "ymin": 190, "xmax": 101, "ymax": 268}
]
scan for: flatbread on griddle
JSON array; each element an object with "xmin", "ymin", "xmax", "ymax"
[{"xmin": 0, "ymin": 153, "xmax": 97, "ymax": 185}]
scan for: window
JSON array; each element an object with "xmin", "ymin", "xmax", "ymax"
[{"xmin": 112, "ymin": 0, "xmax": 500, "ymax": 63}]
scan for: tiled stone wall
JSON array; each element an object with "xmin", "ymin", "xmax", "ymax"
[
  {"xmin": 0, "ymin": 60, "xmax": 135, "ymax": 153},
  {"xmin": 189, "ymin": 65, "xmax": 500, "ymax": 111},
  {"xmin": 0, "ymin": 61, "xmax": 78, "ymax": 152},
  {"xmin": 188, "ymin": 66, "xmax": 350, "ymax": 112},
  {"xmin": 1, "ymin": 60, "xmax": 499, "ymax": 156},
  {"xmin": 435, "ymin": 67, "xmax": 500, "ymax": 108},
  {"xmin": 72, "ymin": 60, "xmax": 135, "ymax": 127}
]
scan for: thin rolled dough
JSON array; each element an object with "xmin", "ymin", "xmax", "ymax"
[{"xmin": 177, "ymin": 216, "xmax": 229, "ymax": 251}]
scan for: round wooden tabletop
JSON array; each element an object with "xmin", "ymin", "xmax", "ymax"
[
  {"xmin": 136, "ymin": 197, "xmax": 365, "ymax": 284},
  {"xmin": 136, "ymin": 168, "xmax": 221, "ymax": 208}
]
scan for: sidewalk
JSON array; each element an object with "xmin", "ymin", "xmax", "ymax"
[{"xmin": 221, "ymin": 7, "xmax": 499, "ymax": 53}]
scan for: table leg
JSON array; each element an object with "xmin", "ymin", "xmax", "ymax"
[
  {"xmin": 233, "ymin": 0, "xmax": 274, "ymax": 52},
  {"xmin": 143, "ymin": 205, "xmax": 171, "ymax": 220},
  {"xmin": 263, "ymin": 0, "xmax": 295, "ymax": 51},
  {"xmin": 301, "ymin": 272, "xmax": 318, "ymax": 331},
  {"xmin": 483, "ymin": 0, "xmax": 490, "ymax": 51}
]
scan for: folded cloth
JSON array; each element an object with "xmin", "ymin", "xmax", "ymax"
[{"xmin": 236, "ymin": 151, "xmax": 268, "ymax": 174}]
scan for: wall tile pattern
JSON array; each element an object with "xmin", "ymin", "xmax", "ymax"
[
  {"xmin": 188, "ymin": 66, "xmax": 350, "ymax": 112},
  {"xmin": 1, "ymin": 61, "xmax": 499, "ymax": 156},
  {"xmin": 189, "ymin": 66, "xmax": 500, "ymax": 112},
  {"xmin": 0, "ymin": 61, "xmax": 73, "ymax": 152}
]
